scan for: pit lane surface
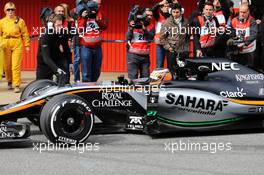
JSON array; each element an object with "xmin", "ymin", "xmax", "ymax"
[
  {"xmin": 1, "ymin": 122, "xmax": 264, "ymax": 175},
  {"xmin": 1, "ymin": 72, "xmax": 264, "ymax": 175}
]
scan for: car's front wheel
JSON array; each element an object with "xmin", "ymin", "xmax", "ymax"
[
  {"xmin": 40, "ymin": 94, "xmax": 94, "ymax": 144},
  {"xmin": 21, "ymin": 79, "xmax": 57, "ymax": 126}
]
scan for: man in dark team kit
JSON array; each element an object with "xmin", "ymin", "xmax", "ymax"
[{"xmin": 36, "ymin": 15, "xmax": 72, "ymax": 84}]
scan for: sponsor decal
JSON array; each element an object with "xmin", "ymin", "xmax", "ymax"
[
  {"xmin": 258, "ymin": 107, "xmax": 264, "ymax": 113},
  {"xmin": 127, "ymin": 116, "xmax": 143, "ymax": 129},
  {"xmin": 248, "ymin": 107, "xmax": 264, "ymax": 113},
  {"xmin": 150, "ymin": 97, "xmax": 156, "ymax": 103},
  {"xmin": 212, "ymin": 62, "xmax": 239, "ymax": 71},
  {"xmin": 58, "ymin": 136, "xmax": 77, "ymax": 144},
  {"xmin": 92, "ymin": 93, "xmax": 132, "ymax": 107},
  {"xmin": 248, "ymin": 107, "xmax": 257, "ymax": 113},
  {"xmin": 0, "ymin": 124, "xmax": 15, "ymax": 138},
  {"xmin": 147, "ymin": 111, "xmax": 158, "ymax": 117},
  {"xmin": 220, "ymin": 87, "xmax": 246, "ymax": 98},
  {"xmin": 69, "ymin": 99, "xmax": 91, "ymax": 111},
  {"xmin": 236, "ymin": 74, "xmax": 264, "ymax": 84},
  {"xmin": 148, "ymin": 96, "xmax": 158, "ymax": 104},
  {"xmin": 129, "ymin": 116, "xmax": 142, "ymax": 124},
  {"xmin": 259, "ymin": 88, "xmax": 264, "ymax": 96},
  {"xmin": 165, "ymin": 93, "xmax": 228, "ymax": 115}
]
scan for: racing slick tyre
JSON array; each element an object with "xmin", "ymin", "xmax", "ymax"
[
  {"xmin": 40, "ymin": 94, "xmax": 94, "ymax": 144},
  {"xmin": 20, "ymin": 79, "xmax": 57, "ymax": 126}
]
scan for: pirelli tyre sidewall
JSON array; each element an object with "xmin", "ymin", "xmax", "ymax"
[
  {"xmin": 40, "ymin": 94, "xmax": 94, "ymax": 144},
  {"xmin": 20, "ymin": 79, "xmax": 57, "ymax": 101}
]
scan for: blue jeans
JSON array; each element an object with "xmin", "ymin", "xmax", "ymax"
[
  {"xmin": 73, "ymin": 46, "xmax": 81, "ymax": 82},
  {"xmin": 80, "ymin": 46, "xmax": 102, "ymax": 82},
  {"xmin": 156, "ymin": 44, "xmax": 166, "ymax": 69}
]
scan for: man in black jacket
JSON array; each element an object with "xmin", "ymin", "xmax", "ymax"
[{"xmin": 36, "ymin": 15, "xmax": 72, "ymax": 84}]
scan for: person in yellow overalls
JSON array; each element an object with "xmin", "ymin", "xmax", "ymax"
[
  {"xmin": 0, "ymin": 48, "xmax": 3, "ymax": 81},
  {"xmin": 0, "ymin": 2, "xmax": 30, "ymax": 93}
]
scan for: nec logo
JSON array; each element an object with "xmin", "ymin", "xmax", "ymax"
[{"xmin": 212, "ymin": 62, "xmax": 240, "ymax": 71}]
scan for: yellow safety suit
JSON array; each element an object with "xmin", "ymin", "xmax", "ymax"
[
  {"xmin": 0, "ymin": 48, "xmax": 3, "ymax": 80},
  {"xmin": 0, "ymin": 27, "xmax": 3, "ymax": 80},
  {"xmin": 0, "ymin": 16, "xmax": 30, "ymax": 86}
]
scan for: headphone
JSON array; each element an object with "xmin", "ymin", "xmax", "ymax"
[
  {"xmin": 169, "ymin": 6, "xmax": 184, "ymax": 15},
  {"xmin": 239, "ymin": 0, "xmax": 251, "ymax": 5}
]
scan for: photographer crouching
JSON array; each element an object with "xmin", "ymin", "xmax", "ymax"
[
  {"xmin": 77, "ymin": 1, "xmax": 107, "ymax": 82},
  {"xmin": 126, "ymin": 6, "xmax": 155, "ymax": 81}
]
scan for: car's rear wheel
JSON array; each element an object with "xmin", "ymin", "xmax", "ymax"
[
  {"xmin": 40, "ymin": 94, "xmax": 94, "ymax": 144},
  {"xmin": 20, "ymin": 79, "xmax": 57, "ymax": 126}
]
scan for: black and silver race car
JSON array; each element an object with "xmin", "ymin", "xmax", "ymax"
[{"xmin": 0, "ymin": 58, "xmax": 264, "ymax": 144}]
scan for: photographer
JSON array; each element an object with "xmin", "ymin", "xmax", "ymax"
[
  {"xmin": 36, "ymin": 15, "xmax": 72, "ymax": 84},
  {"xmin": 193, "ymin": 1, "xmax": 220, "ymax": 58},
  {"xmin": 227, "ymin": 4, "xmax": 257, "ymax": 68},
  {"xmin": 152, "ymin": 0, "xmax": 170, "ymax": 68},
  {"xmin": 77, "ymin": 1, "xmax": 107, "ymax": 82},
  {"xmin": 126, "ymin": 6, "xmax": 155, "ymax": 80},
  {"xmin": 70, "ymin": 7, "xmax": 82, "ymax": 82},
  {"xmin": 160, "ymin": 3, "xmax": 189, "ymax": 73}
]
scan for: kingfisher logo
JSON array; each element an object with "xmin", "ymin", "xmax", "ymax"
[
  {"xmin": 236, "ymin": 74, "xmax": 264, "ymax": 82},
  {"xmin": 165, "ymin": 93, "xmax": 228, "ymax": 115},
  {"xmin": 220, "ymin": 87, "xmax": 246, "ymax": 98}
]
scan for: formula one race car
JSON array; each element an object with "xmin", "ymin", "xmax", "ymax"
[{"xmin": 0, "ymin": 58, "xmax": 264, "ymax": 144}]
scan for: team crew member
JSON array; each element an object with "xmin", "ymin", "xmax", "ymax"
[
  {"xmin": 36, "ymin": 15, "xmax": 72, "ymax": 84},
  {"xmin": 126, "ymin": 8, "xmax": 155, "ymax": 80},
  {"xmin": 160, "ymin": 3, "xmax": 189, "ymax": 73},
  {"xmin": 228, "ymin": 4, "xmax": 257, "ymax": 67},
  {"xmin": 152, "ymin": 0, "xmax": 170, "ymax": 68},
  {"xmin": 193, "ymin": 2, "xmax": 220, "ymax": 58},
  {"xmin": 78, "ymin": 1, "xmax": 107, "ymax": 82},
  {"xmin": 0, "ymin": 2, "xmax": 30, "ymax": 93}
]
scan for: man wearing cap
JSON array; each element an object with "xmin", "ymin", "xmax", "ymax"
[{"xmin": 0, "ymin": 2, "xmax": 30, "ymax": 93}]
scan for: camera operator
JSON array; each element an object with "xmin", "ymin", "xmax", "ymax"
[
  {"xmin": 77, "ymin": 1, "xmax": 107, "ymax": 82},
  {"xmin": 227, "ymin": 4, "xmax": 257, "ymax": 68},
  {"xmin": 126, "ymin": 6, "xmax": 155, "ymax": 80},
  {"xmin": 160, "ymin": 3, "xmax": 189, "ymax": 73},
  {"xmin": 152, "ymin": 0, "xmax": 170, "ymax": 69},
  {"xmin": 193, "ymin": 1, "xmax": 220, "ymax": 58},
  {"xmin": 36, "ymin": 15, "xmax": 72, "ymax": 84}
]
